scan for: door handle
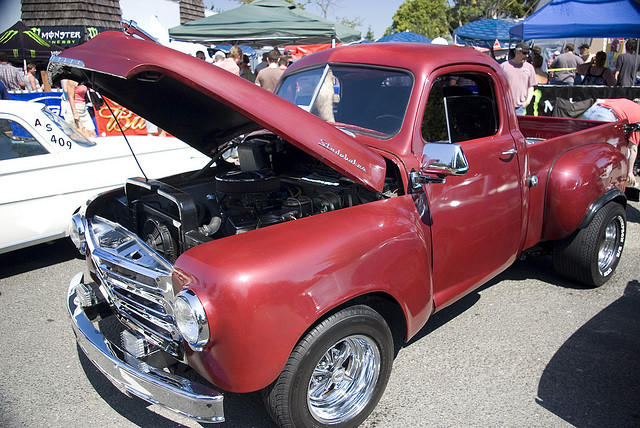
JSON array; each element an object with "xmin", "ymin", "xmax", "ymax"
[{"xmin": 501, "ymin": 149, "xmax": 517, "ymax": 156}]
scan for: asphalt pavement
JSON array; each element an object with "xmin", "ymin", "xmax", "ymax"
[{"xmin": 1, "ymin": 200, "xmax": 639, "ymax": 428}]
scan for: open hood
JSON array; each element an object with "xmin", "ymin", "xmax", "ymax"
[{"xmin": 48, "ymin": 31, "xmax": 386, "ymax": 192}]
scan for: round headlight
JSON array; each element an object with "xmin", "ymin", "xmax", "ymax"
[
  {"xmin": 68, "ymin": 213, "xmax": 86, "ymax": 255},
  {"xmin": 174, "ymin": 289, "xmax": 210, "ymax": 351}
]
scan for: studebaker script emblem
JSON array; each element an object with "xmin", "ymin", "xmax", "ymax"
[{"xmin": 318, "ymin": 139, "xmax": 367, "ymax": 172}]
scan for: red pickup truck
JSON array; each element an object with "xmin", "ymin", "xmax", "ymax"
[{"xmin": 54, "ymin": 29, "xmax": 636, "ymax": 428}]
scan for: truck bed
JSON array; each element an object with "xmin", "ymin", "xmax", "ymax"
[
  {"xmin": 517, "ymin": 115, "xmax": 614, "ymax": 142},
  {"xmin": 517, "ymin": 116, "xmax": 626, "ymax": 172},
  {"xmin": 516, "ymin": 115, "xmax": 628, "ymax": 250}
]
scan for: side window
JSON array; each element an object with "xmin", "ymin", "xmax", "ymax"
[
  {"xmin": 0, "ymin": 119, "xmax": 49, "ymax": 161},
  {"xmin": 421, "ymin": 73, "xmax": 499, "ymax": 143}
]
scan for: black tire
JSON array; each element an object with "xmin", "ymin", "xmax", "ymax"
[
  {"xmin": 553, "ymin": 202, "xmax": 626, "ymax": 287},
  {"xmin": 263, "ymin": 305, "xmax": 394, "ymax": 428}
]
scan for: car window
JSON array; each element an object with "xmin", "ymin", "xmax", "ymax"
[
  {"xmin": 0, "ymin": 118, "xmax": 49, "ymax": 160},
  {"xmin": 41, "ymin": 107, "xmax": 95, "ymax": 147},
  {"xmin": 277, "ymin": 65, "xmax": 413, "ymax": 138},
  {"xmin": 421, "ymin": 73, "xmax": 499, "ymax": 144}
]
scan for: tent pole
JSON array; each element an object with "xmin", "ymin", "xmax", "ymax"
[{"xmin": 634, "ymin": 38, "xmax": 639, "ymax": 86}]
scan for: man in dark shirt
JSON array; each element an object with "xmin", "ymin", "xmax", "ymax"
[
  {"xmin": 614, "ymin": 39, "xmax": 640, "ymax": 86},
  {"xmin": 550, "ymin": 43, "xmax": 584, "ymax": 85}
]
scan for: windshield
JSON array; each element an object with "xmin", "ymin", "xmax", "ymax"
[
  {"xmin": 41, "ymin": 106, "xmax": 95, "ymax": 147},
  {"xmin": 276, "ymin": 65, "xmax": 413, "ymax": 138}
]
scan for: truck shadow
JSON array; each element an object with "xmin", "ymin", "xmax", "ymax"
[
  {"xmin": 77, "ymin": 346, "xmax": 278, "ymax": 427},
  {"xmin": 535, "ymin": 280, "xmax": 640, "ymax": 427},
  {"xmin": 405, "ymin": 255, "xmax": 577, "ymax": 347},
  {"xmin": 0, "ymin": 238, "xmax": 79, "ymax": 280}
]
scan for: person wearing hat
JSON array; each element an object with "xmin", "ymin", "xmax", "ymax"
[
  {"xmin": 213, "ymin": 50, "xmax": 226, "ymax": 65},
  {"xmin": 500, "ymin": 42, "xmax": 537, "ymax": 115}
]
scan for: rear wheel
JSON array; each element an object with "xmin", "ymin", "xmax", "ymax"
[
  {"xmin": 263, "ymin": 305, "xmax": 394, "ymax": 428},
  {"xmin": 553, "ymin": 203, "xmax": 626, "ymax": 287}
]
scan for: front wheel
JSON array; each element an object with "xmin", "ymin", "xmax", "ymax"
[
  {"xmin": 553, "ymin": 202, "xmax": 626, "ymax": 287},
  {"xmin": 263, "ymin": 305, "xmax": 394, "ymax": 428}
]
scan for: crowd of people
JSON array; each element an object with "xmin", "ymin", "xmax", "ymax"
[
  {"xmin": 195, "ymin": 46, "xmax": 291, "ymax": 93},
  {"xmin": 498, "ymin": 40, "xmax": 639, "ymax": 186},
  {"xmin": 2, "ymin": 39, "xmax": 640, "ymax": 171},
  {"xmin": 499, "ymin": 39, "xmax": 640, "ymax": 116},
  {"xmin": 0, "ymin": 53, "xmax": 43, "ymax": 93}
]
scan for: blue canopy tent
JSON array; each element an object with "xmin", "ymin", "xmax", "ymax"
[
  {"xmin": 454, "ymin": 19, "xmax": 515, "ymax": 50},
  {"xmin": 510, "ymin": 0, "xmax": 640, "ymax": 39},
  {"xmin": 376, "ymin": 32, "xmax": 431, "ymax": 43}
]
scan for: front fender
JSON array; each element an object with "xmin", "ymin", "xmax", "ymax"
[
  {"xmin": 543, "ymin": 142, "xmax": 627, "ymax": 240},
  {"xmin": 172, "ymin": 195, "xmax": 432, "ymax": 393}
]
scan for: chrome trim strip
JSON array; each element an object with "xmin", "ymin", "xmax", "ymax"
[
  {"xmin": 67, "ymin": 273, "xmax": 225, "ymax": 423},
  {"xmin": 101, "ymin": 267, "xmax": 168, "ymax": 299},
  {"xmin": 50, "ymin": 55, "xmax": 86, "ymax": 67},
  {"xmin": 113, "ymin": 302, "xmax": 176, "ymax": 341},
  {"xmin": 107, "ymin": 279, "xmax": 170, "ymax": 315}
]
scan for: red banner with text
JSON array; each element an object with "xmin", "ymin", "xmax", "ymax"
[{"xmin": 95, "ymin": 97, "xmax": 148, "ymax": 136}]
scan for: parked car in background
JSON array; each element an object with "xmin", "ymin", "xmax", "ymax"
[{"xmin": 0, "ymin": 100, "xmax": 210, "ymax": 254}]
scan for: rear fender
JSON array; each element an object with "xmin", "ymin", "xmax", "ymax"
[{"xmin": 543, "ymin": 143, "xmax": 627, "ymax": 240}]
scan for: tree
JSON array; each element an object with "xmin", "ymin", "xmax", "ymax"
[
  {"xmin": 364, "ymin": 25, "xmax": 375, "ymax": 41},
  {"xmin": 314, "ymin": 0, "xmax": 341, "ymax": 18},
  {"xmin": 387, "ymin": 0, "xmax": 450, "ymax": 39},
  {"xmin": 449, "ymin": 0, "xmax": 537, "ymax": 31},
  {"xmin": 338, "ymin": 17, "xmax": 364, "ymax": 30}
]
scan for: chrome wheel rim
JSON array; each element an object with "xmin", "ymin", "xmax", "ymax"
[
  {"xmin": 307, "ymin": 334, "xmax": 381, "ymax": 424},
  {"xmin": 598, "ymin": 217, "xmax": 620, "ymax": 273}
]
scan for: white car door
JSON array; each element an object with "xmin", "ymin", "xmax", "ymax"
[
  {"xmin": 0, "ymin": 110, "xmax": 97, "ymax": 252},
  {"xmin": 0, "ymin": 104, "xmax": 211, "ymax": 254}
]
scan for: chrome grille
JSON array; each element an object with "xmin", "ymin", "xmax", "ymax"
[{"xmin": 86, "ymin": 216, "xmax": 183, "ymax": 358}]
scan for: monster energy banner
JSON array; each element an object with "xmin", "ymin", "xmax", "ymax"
[
  {"xmin": 30, "ymin": 26, "xmax": 112, "ymax": 48},
  {"xmin": 527, "ymin": 85, "xmax": 640, "ymax": 117},
  {"xmin": 0, "ymin": 21, "xmax": 62, "ymax": 62}
]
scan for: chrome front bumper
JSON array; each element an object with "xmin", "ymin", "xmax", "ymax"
[{"xmin": 67, "ymin": 272, "xmax": 225, "ymax": 423}]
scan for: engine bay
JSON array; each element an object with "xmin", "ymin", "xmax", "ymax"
[{"xmin": 95, "ymin": 132, "xmax": 401, "ymax": 262}]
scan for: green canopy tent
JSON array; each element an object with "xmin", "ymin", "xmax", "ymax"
[
  {"xmin": 168, "ymin": 0, "xmax": 361, "ymax": 47},
  {"xmin": 0, "ymin": 21, "xmax": 63, "ymax": 64}
]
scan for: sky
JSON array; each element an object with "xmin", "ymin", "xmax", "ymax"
[{"xmin": 202, "ymin": 0, "xmax": 406, "ymax": 40}]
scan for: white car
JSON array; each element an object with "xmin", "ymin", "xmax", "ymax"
[{"xmin": 0, "ymin": 100, "xmax": 210, "ymax": 253}]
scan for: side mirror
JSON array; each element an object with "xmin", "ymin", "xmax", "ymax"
[{"xmin": 411, "ymin": 143, "xmax": 469, "ymax": 188}]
